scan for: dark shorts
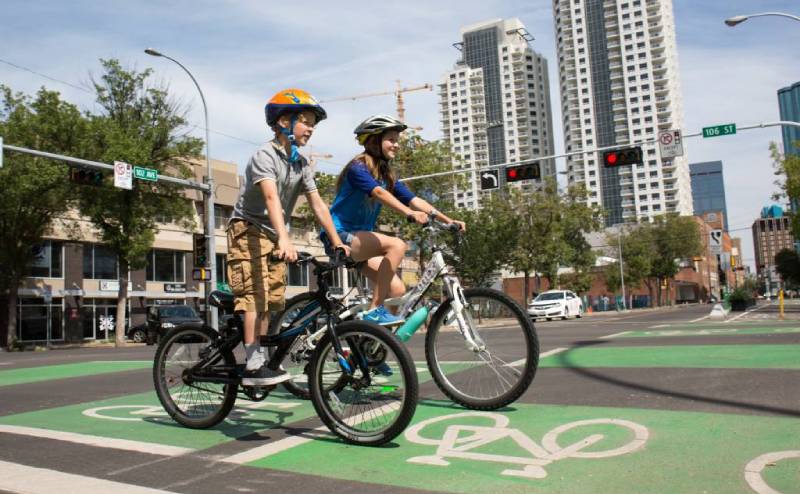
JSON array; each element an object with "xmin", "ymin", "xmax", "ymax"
[{"xmin": 320, "ymin": 230, "xmax": 356, "ymax": 256}]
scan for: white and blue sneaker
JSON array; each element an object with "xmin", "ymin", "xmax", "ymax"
[{"xmin": 361, "ymin": 305, "xmax": 405, "ymax": 327}]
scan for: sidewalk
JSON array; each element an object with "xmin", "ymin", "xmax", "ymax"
[{"xmin": 585, "ymin": 302, "xmax": 703, "ymax": 318}]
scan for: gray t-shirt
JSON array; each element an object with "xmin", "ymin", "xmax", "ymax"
[{"xmin": 231, "ymin": 140, "xmax": 317, "ymax": 238}]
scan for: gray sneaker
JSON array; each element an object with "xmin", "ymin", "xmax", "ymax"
[{"xmin": 241, "ymin": 366, "xmax": 292, "ymax": 386}]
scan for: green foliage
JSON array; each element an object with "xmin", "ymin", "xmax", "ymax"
[
  {"xmin": 771, "ymin": 141, "xmax": 800, "ymax": 239},
  {"xmin": 507, "ymin": 178, "xmax": 603, "ymax": 290},
  {"xmin": 774, "ymin": 248, "xmax": 800, "ymax": 288},
  {"xmin": 604, "ymin": 224, "xmax": 654, "ymax": 293},
  {"xmin": 0, "ymin": 85, "xmax": 90, "ymax": 346},
  {"xmin": 443, "ymin": 194, "xmax": 518, "ymax": 287}
]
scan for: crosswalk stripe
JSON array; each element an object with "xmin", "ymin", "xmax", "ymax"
[{"xmin": 0, "ymin": 459, "xmax": 180, "ymax": 494}]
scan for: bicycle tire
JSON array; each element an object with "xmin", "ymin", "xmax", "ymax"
[
  {"xmin": 268, "ymin": 292, "xmax": 322, "ymax": 399},
  {"xmin": 153, "ymin": 326, "xmax": 237, "ymax": 429},
  {"xmin": 425, "ymin": 287, "xmax": 539, "ymax": 410},
  {"xmin": 309, "ymin": 320, "xmax": 418, "ymax": 446}
]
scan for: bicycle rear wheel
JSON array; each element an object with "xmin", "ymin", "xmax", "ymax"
[
  {"xmin": 153, "ymin": 326, "xmax": 237, "ymax": 429},
  {"xmin": 425, "ymin": 287, "xmax": 539, "ymax": 410},
  {"xmin": 309, "ymin": 321, "xmax": 418, "ymax": 446}
]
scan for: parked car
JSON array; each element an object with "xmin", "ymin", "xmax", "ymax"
[
  {"xmin": 527, "ymin": 290, "xmax": 583, "ymax": 321},
  {"xmin": 126, "ymin": 323, "xmax": 148, "ymax": 343},
  {"xmin": 130, "ymin": 305, "xmax": 203, "ymax": 344}
]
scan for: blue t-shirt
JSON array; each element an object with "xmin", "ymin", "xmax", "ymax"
[{"xmin": 328, "ymin": 161, "xmax": 416, "ymax": 233}]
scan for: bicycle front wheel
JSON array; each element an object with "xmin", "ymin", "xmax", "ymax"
[
  {"xmin": 425, "ymin": 287, "xmax": 539, "ymax": 410},
  {"xmin": 153, "ymin": 326, "xmax": 237, "ymax": 429},
  {"xmin": 309, "ymin": 321, "xmax": 418, "ymax": 446}
]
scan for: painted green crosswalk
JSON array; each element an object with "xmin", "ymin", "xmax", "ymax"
[
  {"xmin": 614, "ymin": 326, "xmax": 800, "ymax": 338},
  {"xmin": 0, "ymin": 361, "xmax": 152, "ymax": 387},
  {"xmin": 540, "ymin": 344, "xmax": 800, "ymax": 369}
]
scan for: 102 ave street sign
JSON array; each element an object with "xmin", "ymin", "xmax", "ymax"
[
  {"xmin": 702, "ymin": 123, "xmax": 736, "ymax": 138},
  {"xmin": 134, "ymin": 166, "xmax": 158, "ymax": 181}
]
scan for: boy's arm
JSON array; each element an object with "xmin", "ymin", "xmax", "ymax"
[
  {"xmin": 258, "ymin": 179, "xmax": 298, "ymax": 262},
  {"xmin": 306, "ymin": 190, "xmax": 350, "ymax": 256}
]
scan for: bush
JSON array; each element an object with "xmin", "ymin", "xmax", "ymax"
[{"xmin": 728, "ymin": 287, "xmax": 755, "ymax": 311}]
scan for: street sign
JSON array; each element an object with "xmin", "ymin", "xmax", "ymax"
[
  {"xmin": 113, "ymin": 161, "xmax": 133, "ymax": 190},
  {"xmin": 480, "ymin": 169, "xmax": 499, "ymax": 190},
  {"xmin": 658, "ymin": 129, "xmax": 684, "ymax": 158},
  {"xmin": 709, "ymin": 229, "xmax": 722, "ymax": 255},
  {"xmin": 134, "ymin": 166, "xmax": 158, "ymax": 182},
  {"xmin": 702, "ymin": 123, "xmax": 736, "ymax": 138}
]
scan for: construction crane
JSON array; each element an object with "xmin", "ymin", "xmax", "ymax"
[{"xmin": 320, "ymin": 80, "xmax": 432, "ymax": 124}]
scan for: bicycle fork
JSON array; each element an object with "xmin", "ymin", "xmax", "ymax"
[{"xmin": 442, "ymin": 275, "xmax": 486, "ymax": 352}]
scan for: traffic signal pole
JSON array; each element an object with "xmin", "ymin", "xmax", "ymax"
[{"xmin": 402, "ymin": 120, "xmax": 800, "ymax": 183}]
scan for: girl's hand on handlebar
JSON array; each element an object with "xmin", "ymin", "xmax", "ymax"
[
  {"xmin": 451, "ymin": 220, "xmax": 466, "ymax": 232},
  {"xmin": 334, "ymin": 244, "xmax": 351, "ymax": 257},
  {"xmin": 407, "ymin": 211, "xmax": 429, "ymax": 224}
]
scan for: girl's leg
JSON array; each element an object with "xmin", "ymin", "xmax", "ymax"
[
  {"xmin": 361, "ymin": 256, "xmax": 406, "ymax": 308},
  {"xmin": 350, "ymin": 231, "xmax": 407, "ymax": 309}
]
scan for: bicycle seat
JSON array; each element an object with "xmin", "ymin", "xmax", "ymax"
[{"xmin": 208, "ymin": 290, "xmax": 235, "ymax": 311}]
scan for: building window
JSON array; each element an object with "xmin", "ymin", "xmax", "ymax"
[
  {"xmin": 83, "ymin": 244, "xmax": 119, "ymax": 280},
  {"xmin": 26, "ymin": 241, "xmax": 63, "ymax": 278},
  {"xmin": 146, "ymin": 250, "xmax": 185, "ymax": 283}
]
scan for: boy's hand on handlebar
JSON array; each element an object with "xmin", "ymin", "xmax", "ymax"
[
  {"xmin": 275, "ymin": 237, "xmax": 298, "ymax": 263},
  {"xmin": 407, "ymin": 211, "xmax": 429, "ymax": 224},
  {"xmin": 451, "ymin": 220, "xmax": 466, "ymax": 232}
]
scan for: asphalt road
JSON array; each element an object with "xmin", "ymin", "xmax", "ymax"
[{"xmin": 0, "ymin": 302, "xmax": 798, "ymax": 494}]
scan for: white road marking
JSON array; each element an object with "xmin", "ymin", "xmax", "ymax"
[
  {"xmin": 0, "ymin": 459, "xmax": 181, "ymax": 493},
  {"xmin": 599, "ymin": 331, "xmax": 630, "ymax": 339},
  {"xmin": 649, "ymin": 324, "xmax": 670, "ymax": 328},
  {"xmin": 725, "ymin": 303, "xmax": 771, "ymax": 323},
  {"xmin": 0, "ymin": 424, "xmax": 193, "ymax": 457},
  {"xmin": 539, "ymin": 348, "xmax": 568, "ymax": 359},
  {"xmin": 744, "ymin": 450, "xmax": 800, "ymax": 494},
  {"xmin": 221, "ymin": 402, "xmax": 402, "ymax": 464},
  {"xmin": 689, "ymin": 315, "xmax": 709, "ymax": 323}
]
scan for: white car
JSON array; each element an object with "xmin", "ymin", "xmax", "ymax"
[{"xmin": 527, "ymin": 290, "xmax": 583, "ymax": 320}]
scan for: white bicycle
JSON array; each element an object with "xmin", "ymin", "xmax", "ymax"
[{"xmin": 268, "ymin": 214, "xmax": 540, "ymax": 410}]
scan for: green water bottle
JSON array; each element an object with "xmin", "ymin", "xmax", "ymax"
[{"xmin": 395, "ymin": 306, "xmax": 429, "ymax": 342}]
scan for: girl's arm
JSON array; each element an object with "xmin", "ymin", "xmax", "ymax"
[
  {"xmin": 371, "ymin": 187, "xmax": 428, "ymax": 224},
  {"xmin": 409, "ymin": 197, "xmax": 466, "ymax": 231}
]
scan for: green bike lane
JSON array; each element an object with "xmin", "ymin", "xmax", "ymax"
[{"xmin": 0, "ymin": 320, "xmax": 797, "ymax": 493}]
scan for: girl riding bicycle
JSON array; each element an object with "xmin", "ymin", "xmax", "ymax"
[{"xmin": 320, "ymin": 114, "xmax": 465, "ymax": 326}]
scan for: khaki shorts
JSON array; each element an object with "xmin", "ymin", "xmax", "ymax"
[{"xmin": 226, "ymin": 219, "xmax": 286, "ymax": 313}]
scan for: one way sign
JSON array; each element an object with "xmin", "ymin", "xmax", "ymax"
[{"xmin": 480, "ymin": 169, "xmax": 499, "ymax": 191}]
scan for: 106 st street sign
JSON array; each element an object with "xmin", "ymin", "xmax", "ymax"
[{"xmin": 702, "ymin": 123, "xmax": 736, "ymax": 138}]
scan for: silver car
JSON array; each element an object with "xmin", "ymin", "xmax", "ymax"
[{"xmin": 527, "ymin": 290, "xmax": 584, "ymax": 320}]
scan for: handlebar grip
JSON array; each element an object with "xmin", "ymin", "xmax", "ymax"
[{"xmin": 406, "ymin": 214, "xmax": 417, "ymax": 223}]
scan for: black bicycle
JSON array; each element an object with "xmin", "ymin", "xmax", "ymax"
[{"xmin": 152, "ymin": 252, "xmax": 418, "ymax": 446}]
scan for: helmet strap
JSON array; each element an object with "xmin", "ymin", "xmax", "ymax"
[{"xmin": 279, "ymin": 114, "xmax": 301, "ymax": 163}]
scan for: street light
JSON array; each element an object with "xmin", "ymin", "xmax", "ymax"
[
  {"xmin": 724, "ymin": 12, "xmax": 800, "ymax": 27},
  {"xmin": 145, "ymin": 47, "xmax": 218, "ymax": 330}
]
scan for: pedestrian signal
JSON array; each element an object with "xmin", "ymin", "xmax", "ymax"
[
  {"xmin": 603, "ymin": 146, "xmax": 643, "ymax": 168},
  {"xmin": 193, "ymin": 233, "xmax": 208, "ymax": 267}
]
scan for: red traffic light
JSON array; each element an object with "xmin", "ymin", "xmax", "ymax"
[
  {"xmin": 505, "ymin": 162, "xmax": 540, "ymax": 183},
  {"xmin": 602, "ymin": 146, "xmax": 643, "ymax": 168}
]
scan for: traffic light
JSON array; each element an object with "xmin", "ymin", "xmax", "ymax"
[
  {"xmin": 603, "ymin": 146, "xmax": 643, "ymax": 168},
  {"xmin": 193, "ymin": 233, "xmax": 208, "ymax": 267},
  {"xmin": 69, "ymin": 166, "xmax": 104, "ymax": 186},
  {"xmin": 505, "ymin": 162, "xmax": 540, "ymax": 183}
]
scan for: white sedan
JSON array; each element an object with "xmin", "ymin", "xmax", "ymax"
[{"xmin": 527, "ymin": 290, "xmax": 583, "ymax": 320}]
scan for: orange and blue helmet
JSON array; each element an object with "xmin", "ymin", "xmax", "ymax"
[{"xmin": 265, "ymin": 88, "xmax": 327, "ymax": 127}]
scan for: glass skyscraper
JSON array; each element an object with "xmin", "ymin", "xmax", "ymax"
[
  {"xmin": 690, "ymin": 161, "xmax": 729, "ymax": 231},
  {"xmin": 778, "ymin": 81, "xmax": 800, "ymax": 157}
]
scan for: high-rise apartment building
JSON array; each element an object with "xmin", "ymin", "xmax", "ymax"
[
  {"xmin": 439, "ymin": 18, "xmax": 555, "ymax": 210},
  {"xmin": 690, "ymin": 161, "xmax": 729, "ymax": 231},
  {"xmin": 553, "ymin": 0, "xmax": 692, "ymax": 225},
  {"xmin": 752, "ymin": 205, "xmax": 794, "ymax": 282}
]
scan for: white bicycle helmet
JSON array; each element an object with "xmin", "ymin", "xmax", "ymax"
[{"xmin": 354, "ymin": 114, "xmax": 408, "ymax": 145}]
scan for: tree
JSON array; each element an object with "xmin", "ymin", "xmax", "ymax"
[
  {"xmin": 604, "ymin": 224, "xmax": 655, "ymax": 304},
  {"xmin": 770, "ymin": 141, "xmax": 800, "ymax": 239},
  {"xmin": 443, "ymin": 194, "xmax": 518, "ymax": 287},
  {"xmin": 0, "ymin": 85, "xmax": 89, "ymax": 348},
  {"xmin": 775, "ymin": 248, "xmax": 800, "ymax": 289},
  {"xmin": 76, "ymin": 59, "xmax": 203, "ymax": 346},
  {"xmin": 507, "ymin": 178, "xmax": 603, "ymax": 305},
  {"xmin": 648, "ymin": 215, "xmax": 702, "ymax": 306}
]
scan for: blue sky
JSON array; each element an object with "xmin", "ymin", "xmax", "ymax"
[{"xmin": 2, "ymin": 0, "xmax": 799, "ymax": 269}]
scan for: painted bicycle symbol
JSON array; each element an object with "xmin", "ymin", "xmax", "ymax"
[
  {"xmin": 405, "ymin": 412, "xmax": 649, "ymax": 479},
  {"xmin": 82, "ymin": 398, "xmax": 300, "ymax": 422}
]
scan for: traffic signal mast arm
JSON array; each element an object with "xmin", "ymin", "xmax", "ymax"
[{"xmin": 402, "ymin": 120, "xmax": 800, "ymax": 183}]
